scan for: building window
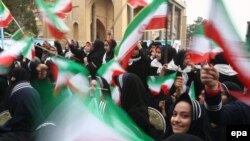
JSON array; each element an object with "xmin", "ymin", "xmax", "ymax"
[{"xmin": 73, "ymin": 22, "xmax": 79, "ymax": 40}]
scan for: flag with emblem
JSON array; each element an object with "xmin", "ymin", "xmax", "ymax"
[
  {"xmin": 50, "ymin": 57, "xmax": 90, "ymax": 95},
  {"xmin": 115, "ymin": 0, "xmax": 168, "ymax": 68},
  {"xmin": 35, "ymin": 0, "xmax": 70, "ymax": 39},
  {"xmin": 147, "ymin": 73, "xmax": 176, "ymax": 95}
]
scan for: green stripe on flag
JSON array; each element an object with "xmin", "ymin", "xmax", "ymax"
[
  {"xmin": 0, "ymin": 1, "xmax": 4, "ymax": 13},
  {"xmin": 115, "ymin": 0, "xmax": 167, "ymax": 56},
  {"xmin": 188, "ymin": 81, "xmax": 196, "ymax": 100}
]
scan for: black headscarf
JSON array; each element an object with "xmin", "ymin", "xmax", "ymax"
[
  {"xmin": 221, "ymin": 81, "xmax": 243, "ymax": 104},
  {"xmin": 115, "ymin": 73, "xmax": 151, "ymax": 134},
  {"xmin": 54, "ymin": 40, "xmax": 63, "ymax": 56},
  {"xmin": 87, "ymin": 40, "xmax": 105, "ymax": 77},
  {"xmin": 174, "ymin": 50, "xmax": 187, "ymax": 69},
  {"xmin": 210, "ymin": 52, "xmax": 228, "ymax": 65},
  {"xmin": 163, "ymin": 133, "xmax": 204, "ymax": 141},
  {"xmin": 104, "ymin": 39, "xmax": 116, "ymax": 62},
  {"xmin": 9, "ymin": 67, "xmax": 30, "ymax": 86},
  {"xmin": 172, "ymin": 94, "xmax": 206, "ymax": 139}
]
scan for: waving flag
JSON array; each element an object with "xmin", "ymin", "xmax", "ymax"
[
  {"xmin": 50, "ymin": 57, "xmax": 90, "ymax": 95},
  {"xmin": 147, "ymin": 73, "xmax": 176, "ymax": 95},
  {"xmin": 35, "ymin": 0, "xmax": 70, "ymax": 39},
  {"xmin": 0, "ymin": 0, "xmax": 13, "ymax": 27},
  {"xmin": 115, "ymin": 0, "xmax": 168, "ymax": 68},
  {"xmin": 36, "ymin": 93, "xmax": 153, "ymax": 141},
  {"xmin": 11, "ymin": 29, "xmax": 35, "ymax": 61},
  {"xmin": 97, "ymin": 59, "xmax": 126, "ymax": 86},
  {"xmin": 53, "ymin": 0, "xmax": 72, "ymax": 19},
  {"xmin": 146, "ymin": 0, "xmax": 167, "ymax": 30},
  {"xmin": 203, "ymin": 0, "xmax": 250, "ymax": 89},
  {"xmin": 0, "ymin": 36, "xmax": 32, "ymax": 74},
  {"xmin": 128, "ymin": 0, "xmax": 151, "ymax": 8},
  {"xmin": 188, "ymin": 24, "xmax": 223, "ymax": 64}
]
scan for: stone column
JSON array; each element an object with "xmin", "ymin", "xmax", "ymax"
[
  {"xmin": 91, "ymin": 3, "xmax": 97, "ymax": 41},
  {"xmin": 171, "ymin": 4, "xmax": 175, "ymax": 41}
]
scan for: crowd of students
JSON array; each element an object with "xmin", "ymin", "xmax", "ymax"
[{"xmin": 0, "ymin": 38, "xmax": 249, "ymax": 141}]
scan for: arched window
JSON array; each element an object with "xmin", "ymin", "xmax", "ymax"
[{"xmin": 73, "ymin": 22, "xmax": 79, "ymax": 40}]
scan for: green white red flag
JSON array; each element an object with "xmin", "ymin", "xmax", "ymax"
[
  {"xmin": 147, "ymin": 73, "xmax": 176, "ymax": 95},
  {"xmin": 0, "ymin": 35, "xmax": 33, "ymax": 74},
  {"xmin": 35, "ymin": 0, "xmax": 70, "ymax": 39},
  {"xmin": 115, "ymin": 0, "xmax": 168, "ymax": 68},
  {"xmin": 0, "ymin": 0, "xmax": 13, "ymax": 27},
  {"xmin": 36, "ymin": 92, "xmax": 153, "ymax": 141},
  {"xmin": 52, "ymin": 0, "xmax": 72, "ymax": 19},
  {"xmin": 188, "ymin": 23, "xmax": 222, "ymax": 64},
  {"xmin": 11, "ymin": 29, "xmax": 35, "ymax": 61},
  {"xmin": 50, "ymin": 57, "xmax": 90, "ymax": 95},
  {"xmin": 204, "ymin": 0, "xmax": 250, "ymax": 89},
  {"xmin": 97, "ymin": 59, "xmax": 126, "ymax": 86}
]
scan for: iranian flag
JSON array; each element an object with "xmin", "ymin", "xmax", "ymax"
[
  {"xmin": 53, "ymin": 0, "xmax": 72, "ymax": 19},
  {"xmin": 50, "ymin": 57, "xmax": 90, "ymax": 95},
  {"xmin": 35, "ymin": 0, "xmax": 70, "ymax": 39},
  {"xmin": 0, "ymin": 36, "xmax": 32, "ymax": 74},
  {"xmin": 188, "ymin": 23, "xmax": 223, "ymax": 64},
  {"xmin": 146, "ymin": 0, "xmax": 167, "ymax": 30},
  {"xmin": 115, "ymin": 0, "xmax": 168, "ymax": 68},
  {"xmin": 11, "ymin": 29, "xmax": 35, "ymax": 61},
  {"xmin": 36, "ymin": 93, "xmax": 153, "ymax": 141},
  {"xmin": 204, "ymin": 0, "xmax": 250, "ymax": 89},
  {"xmin": 0, "ymin": 0, "xmax": 13, "ymax": 27},
  {"xmin": 147, "ymin": 73, "xmax": 176, "ymax": 95},
  {"xmin": 97, "ymin": 59, "xmax": 126, "ymax": 86},
  {"xmin": 128, "ymin": 0, "xmax": 151, "ymax": 8}
]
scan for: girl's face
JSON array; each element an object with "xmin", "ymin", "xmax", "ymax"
[
  {"xmin": 150, "ymin": 47, "xmax": 156, "ymax": 58},
  {"xmin": 104, "ymin": 41, "xmax": 110, "ymax": 52},
  {"xmin": 171, "ymin": 101, "xmax": 192, "ymax": 134},
  {"xmin": 84, "ymin": 42, "xmax": 92, "ymax": 53},
  {"xmin": 155, "ymin": 48, "xmax": 161, "ymax": 60}
]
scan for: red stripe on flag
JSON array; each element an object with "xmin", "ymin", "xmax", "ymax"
[
  {"xmin": 48, "ymin": 23, "xmax": 66, "ymax": 39},
  {"xmin": 204, "ymin": 21, "xmax": 250, "ymax": 89},
  {"xmin": 146, "ymin": 17, "xmax": 167, "ymax": 30},
  {"xmin": 111, "ymin": 70, "xmax": 125, "ymax": 86},
  {"xmin": 188, "ymin": 51, "xmax": 218, "ymax": 64},
  {"xmin": 56, "ymin": 13, "xmax": 67, "ymax": 19},
  {"xmin": 49, "ymin": 62, "xmax": 59, "ymax": 82},
  {"xmin": 119, "ymin": 43, "xmax": 137, "ymax": 70},
  {"xmin": 161, "ymin": 85, "xmax": 169, "ymax": 95},
  {"xmin": 0, "ymin": 56, "xmax": 16, "ymax": 66},
  {"xmin": 60, "ymin": 2, "xmax": 72, "ymax": 13},
  {"xmin": 128, "ymin": 0, "xmax": 148, "ymax": 8},
  {"xmin": 0, "ymin": 14, "xmax": 13, "ymax": 27},
  {"xmin": 150, "ymin": 90, "xmax": 159, "ymax": 96}
]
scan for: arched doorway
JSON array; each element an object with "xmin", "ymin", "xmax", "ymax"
[
  {"xmin": 91, "ymin": 0, "xmax": 114, "ymax": 41},
  {"xmin": 96, "ymin": 19, "xmax": 106, "ymax": 40}
]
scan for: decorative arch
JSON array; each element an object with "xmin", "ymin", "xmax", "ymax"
[
  {"xmin": 90, "ymin": 0, "xmax": 114, "ymax": 41},
  {"xmin": 96, "ymin": 19, "xmax": 106, "ymax": 40}
]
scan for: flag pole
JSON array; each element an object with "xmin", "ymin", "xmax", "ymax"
[
  {"xmin": 12, "ymin": 17, "xmax": 24, "ymax": 34},
  {"xmin": 1, "ymin": 27, "xmax": 4, "ymax": 49}
]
